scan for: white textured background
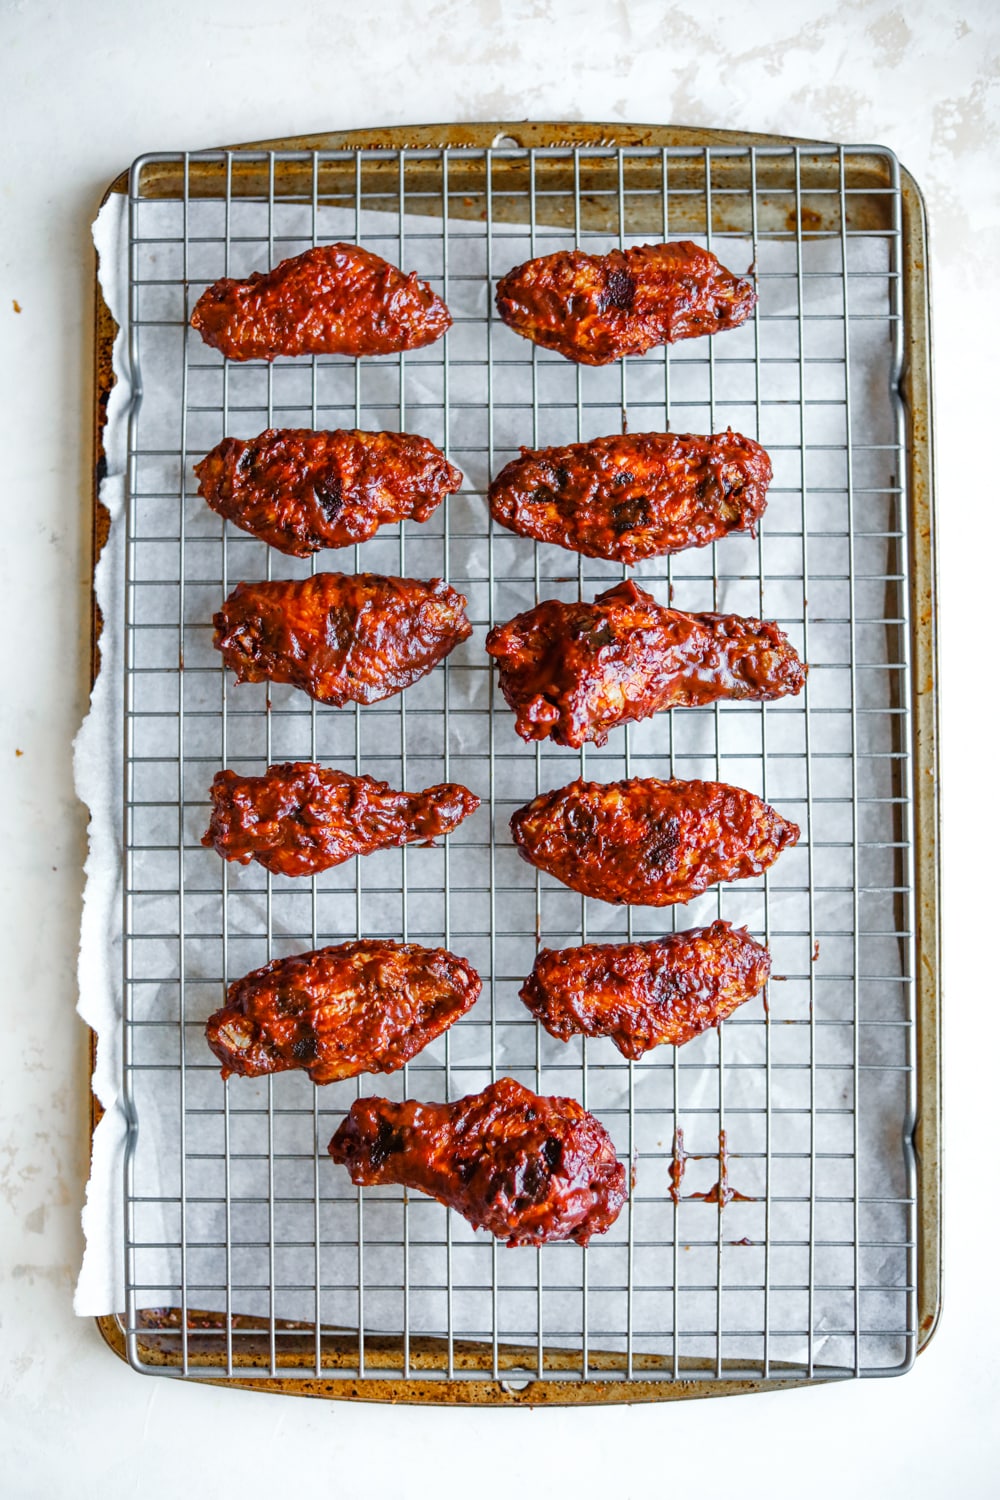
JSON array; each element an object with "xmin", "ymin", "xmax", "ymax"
[{"xmin": 1, "ymin": 1, "xmax": 997, "ymax": 1495}]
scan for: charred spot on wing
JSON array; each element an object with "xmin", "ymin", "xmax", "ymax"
[
  {"xmin": 314, "ymin": 474, "xmax": 344, "ymax": 521},
  {"xmin": 369, "ymin": 1116, "xmax": 405, "ymax": 1168},
  {"xmin": 571, "ymin": 616, "xmax": 614, "ymax": 649},
  {"xmin": 529, "ymin": 484, "xmax": 556, "ymax": 507},
  {"xmin": 290, "ymin": 1026, "xmax": 319, "ymax": 1063},
  {"xmin": 516, "ymin": 1158, "xmax": 550, "ymax": 1207},
  {"xmin": 645, "ymin": 817, "xmax": 681, "ymax": 868},
  {"xmin": 564, "ymin": 802, "xmax": 598, "ymax": 845},
  {"xmin": 274, "ymin": 986, "xmax": 309, "ymax": 1017},
  {"xmin": 542, "ymin": 1137, "xmax": 563, "ymax": 1173},
  {"xmin": 603, "ymin": 267, "xmax": 636, "ymax": 312},
  {"xmin": 529, "ymin": 464, "xmax": 572, "ymax": 507},
  {"xmin": 610, "ymin": 495, "xmax": 651, "ymax": 534}
]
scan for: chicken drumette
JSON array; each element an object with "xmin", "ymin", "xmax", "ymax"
[
  {"xmin": 486, "ymin": 579, "xmax": 806, "ymax": 747},
  {"xmin": 520, "ymin": 921, "xmax": 771, "ymax": 1058},
  {"xmin": 203, "ymin": 762, "xmax": 479, "ymax": 877},
  {"xmin": 511, "ymin": 777, "xmax": 799, "ymax": 906},
  {"xmin": 213, "ymin": 572, "xmax": 471, "ymax": 707},
  {"xmin": 205, "ymin": 940, "xmax": 481, "ymax": 1084},
  {"xmin": 195, "ymin": 428, "xmax": 462, "ymax": 557},
  {"xmin": 328, "ymin": 1076, "xmax": 627, "ymax": 1246},
  {"xmin": 496, "ymin": 241, "xmax": 756, "ymax": 364},
  {"xmin": 488, "ymin": 430, "xmax": 771, "ymax": 563},
  {"xmin": 190, "ymin": 243, "xmax": 451, "ymax": 361}
]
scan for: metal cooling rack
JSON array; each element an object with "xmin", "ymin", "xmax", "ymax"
[{"xmin": 105, "ymin": 123, "xmax": 939, "ymax": 1402}]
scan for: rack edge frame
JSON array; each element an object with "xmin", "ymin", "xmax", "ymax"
[{"xmin": 87, "ymin": 118, "xmax": 941, "ymax": 1405}]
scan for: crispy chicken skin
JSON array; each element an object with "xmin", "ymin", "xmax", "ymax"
[
  {"xmin": 202, "ymin": 762, "xmax": 480, "ymax": 877},
  {"xmin": 511, "ymin": 777, "xmax": 799, "ymax": 906},
  {"xmin": 194, "ymin": 429, "xmax": 462, "ymax": 557},
  {"xmin": 520, "ymin": 921, "xmax": 771, "ymax": 1059},
  {"xmin": 486, "ymin": 580, "xmax": 806, "ymax": 748},
  {"xmin": 213, "ymin": 573, "xmax": 471, "ymax": 707},
  {"xmin": 205, "ymin": 940, "xmax": 481, "ymax": 1084},
  {"xmin": 190, "ymin": 243, "xmax": 451, "ymax": 361},
  {"xmin": 488, "ymin": 430, "xmax": 771, "ymax": 563},
  {"xmin": 495, "ymin": 241, "xmax": 756, "ymax": 365},
  {"xmin": 328, "ymin": 1077, "xmax": 626, "ymax": 1246}
]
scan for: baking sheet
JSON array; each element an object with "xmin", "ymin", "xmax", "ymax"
[{"xmin": 77, "ymin": 156, "xmax": 916, "ymax": 1381}]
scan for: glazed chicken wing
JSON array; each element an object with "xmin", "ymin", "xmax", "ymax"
[
  {"xmin": 496, "ymin": 241, "xmax": 756, "ymax": 365},
  {"xmin": 203, "ymin": 762, "xmax": 479, "ymax": 877},
  {"xmin": 511, "ymin": 777, "xmax": 799, "ymax": 906},
  {"xmin": 205, "ymin": 940, "xmax": 480, "ymax": 1084},
  {"xmin": 213, "ymin": 572, "xmax": 471, "ymax": 706},
  {"xmin": 488, "ymin": 430, "xmax": 771, "ymax": 563},
  {"xmin": 486, "ymin": 580, "xmax": 806, "ymax": 748},
  {"xmin": 195, "ymin": 428, "xmax": 462, "ymax": 557},
  {"xmin": 520, "ymin": 922, "xmax": 771, "ymax": 1059},
  {"xmin": 190, "ymin": 243, "xmax": 451, "ymax": 361},
  {"xmin": 328, "ymin": 1076, "xmax": 626, "ymax": 1246}
]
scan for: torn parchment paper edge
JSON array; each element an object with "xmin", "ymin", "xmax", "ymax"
[{"xmin": 74, "ymin": 191, "xmax": 128, "ymax": 1315}]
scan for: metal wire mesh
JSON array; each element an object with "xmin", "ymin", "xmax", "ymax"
[{"xmin": 120, "ymin": 140, "xmax": 916, "ymax": 1387}]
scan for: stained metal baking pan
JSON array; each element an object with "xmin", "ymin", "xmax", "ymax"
[{"xmin": 90, "ymin": 121, "xmax": 939, "ymax": 1403}]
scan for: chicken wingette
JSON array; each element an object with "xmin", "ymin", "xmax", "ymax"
[
  {"xmin": 486, "ymin": 580, "xmax": 806, "ymax": 747},
  {"xmin": 520, "ymin": 922, "xmax": 771, "ymax": 1058},
  {"xmin": 496, "ymin": 241, "xmax": 756, "ymax": 364},
  {"xmin": 195, "ymin": 428, "xmax": 462, "ymax": 557},
  {"xmin": 205, "ymin": 940, "xmax": 481, "ymax": 1084},
  {"xmin": 511, "ymin": 777, "xmax": 799, "ymax": 906},
  {"xmin": 213, "ymin": 573, "xmax": 471, "ymax": 707},
  {"xmin": 488, "ymin": 430, "xmax": 771, "ymax": 563},
  {"xmin": 191, "ymin": 243, "xmax": 450, "ymax": 361}
]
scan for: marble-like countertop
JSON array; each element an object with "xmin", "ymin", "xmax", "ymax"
[{"xmin": 2, "ymin": 1, "xmax": 997, "ymax": 1495}]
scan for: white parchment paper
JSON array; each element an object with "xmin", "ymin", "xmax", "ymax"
[{"xmin": 76, "ymin": 182, "xmax": 912, "ymax": 1375}]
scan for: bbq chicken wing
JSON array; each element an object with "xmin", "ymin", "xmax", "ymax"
[
  {"xmin": 213, "ymin": 573, "xmax": 471, "ymax": 707},
  {"xmin": 203, "ymin": 762, "xmax": 479, "ymax": 877},
  {"xmin": 205, "ymin": 940, "xmax": 480, "ymax": 1084},
  {"xmin": 190, "ymin": 243, "xmax": 451, "ymax": 361},
  {"xmin": 195, "ymin": 428, "xmax": 462, "ymax": 557},
  {"xmin": 496, "ymin": 241, "xmax": 756, "ymax": 365},
  {"xmin": 488, "ymin": 430, "xmax": 771, "ymax": 563},
  {"xmin": 511, "ymin": 777, "xmax": 799, "ymax": 906},
  {"xmin": 328, "ymin": 1076, "xmax": 626, "ymax": 1246},
  {"xmin": 520, "ymin": 922, "xmax": 771, "ymax": 1059},
  {"xmin": 486, "ymin": 580, "xmax": 805, "ymax": 748}
]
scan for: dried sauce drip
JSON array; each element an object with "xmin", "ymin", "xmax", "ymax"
[
  {"xmin": 495, "ymin": 240, "xmax": 757, "ymax": 365},
  {"xmin": 812, "ymin": 939, "xmax": 821, "ymax": 962},
  {"xmin": 190, "ymin": 243, "xmax": 451, "ymax": 361},
  {"xmin": 668, "ymin": 1127, "xmax": 687, "ymax": 1203},
  {"xmin": 686, "ymin": 1130, "xmax": 753, "ymax": 1206}
]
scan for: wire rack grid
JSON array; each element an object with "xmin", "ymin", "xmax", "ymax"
[{"xmin": 119, "ymin": 138, "xmax": 917, "ymax": 1391}]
